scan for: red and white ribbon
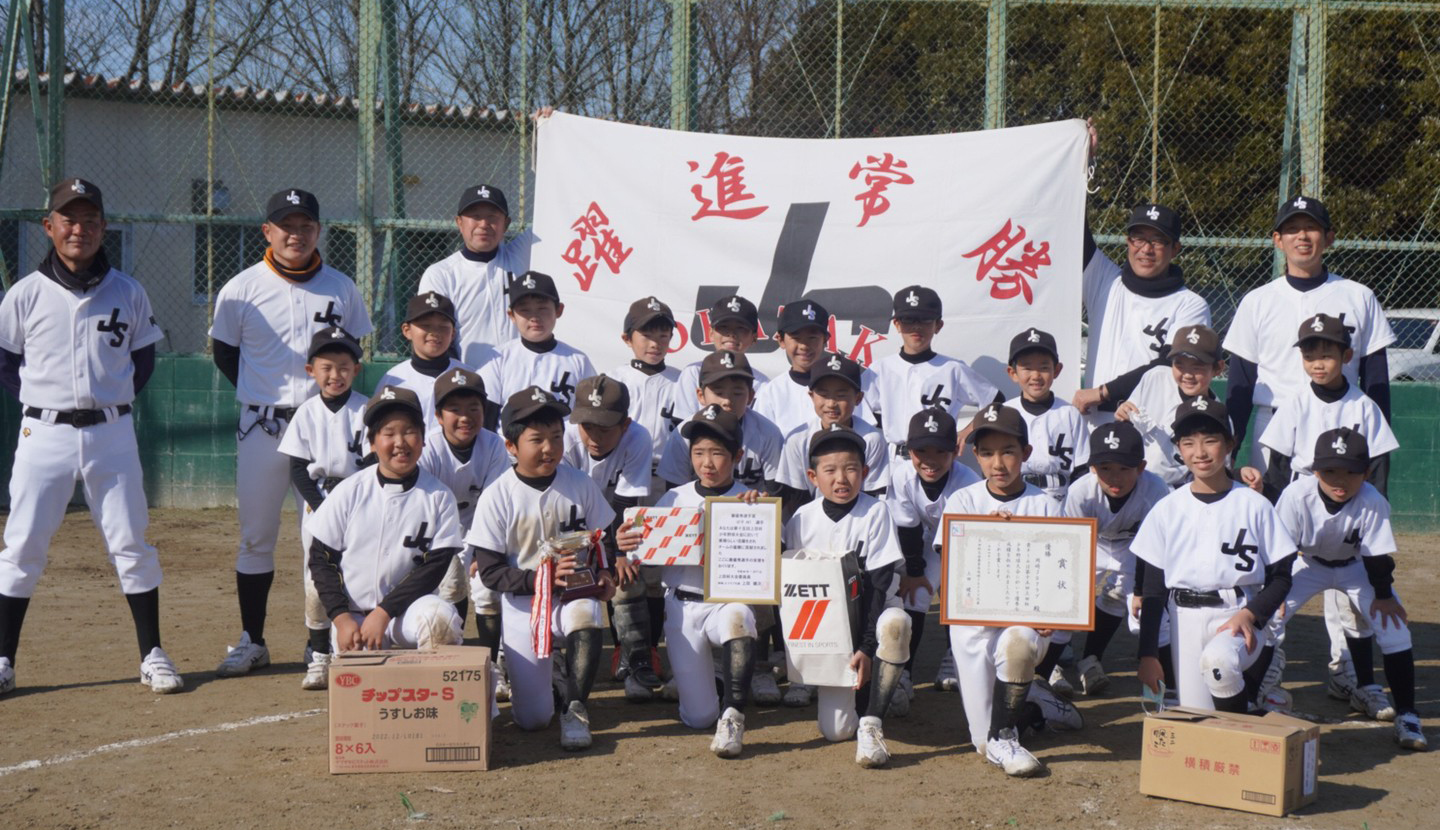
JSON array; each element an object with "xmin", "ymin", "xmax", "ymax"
[{"xmin": 532, "ymin": 556, "xmax": 555, "ymax": 658}]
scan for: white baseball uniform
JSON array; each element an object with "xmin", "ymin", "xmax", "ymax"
[
  {"xmin": 1259, "ymin": 382, "xmax": 1399, "ymax": 479},
  {"xmin": 610, "ymin": 361, "xmax": 680, "ymax": 466},
  {"xmin": 376, "ymin": 357, "xmax": 471, "ymax": 427},
  {"xmin": 656, "ymin": 409, "xmax": 784, "ymax": 491},
  {"xmin": 776, "ymin": 416, "xmax": 890, "ymax": 496},
  {"xmin": 479, "ymin": 337, "xmax": 595, "ymax": 410},
  {"xmin": 0, "ymin": 266, "xmax": 165, "ymax": 598},
  {"xmin": 671, "ymin": 360, "xmax": 770, "ymax": 422},
  {"xmin": 420, "ymin": 425, "xmax": 512, "ymax": 611},
  {"xmin": 1131, "ymin": 483, "xmax": 1296, "ymax": 708},
  {"xmin": 1122, "ymin": 366, "xmax": 1216, "ymax": 487},
  {"xmin": 885, "ymin": 461, "xmax": 980, "ymax": 611},
  {"xmin": 938, "ymin": 481, "xmax": 1058, "ymax": 750},
  {"xmin": 783, "ymin": 493, "xmax": 908, "ymax": 742},
  {"xmin": 754, "ymin": 369, "xmax": 878, "ymax": 437},
  {"xmin": 562, "ymin": 421, "xmax": 653, "ymax": 503},
  {"xmin": 868, "ymin": 351, "xmax": 998, "ymax": 452},
  {"xmin": 1082, "ymin": 250, "xmax": 1211, "ymax": 389},
  {"xmin": 1005, "ymin": 395, "xmax": 1090, "ymax": 503},
  {"xmin": 415, "ymin": 231, "xmax": 534, "ymax": 371}
]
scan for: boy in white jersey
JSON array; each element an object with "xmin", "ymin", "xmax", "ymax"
[
  {"xmin": 0, "ymin": 178, "xmax": 180, "ymax": 696},
  {"xmin": 1003, "ymin": 327, "xmax": 1088, "ymax": 504},
  {"xmin": 278, "ymin": 327, "xmax": 368, "ymax": 690},
  {"xmin": 210, "ymin": 187, "xmax": 374, "ymax": 678},
  {"xmin": 887, "ymin": 408, "xmax": 980, "ymax": 707},
  {"xmin": 775, "ymin": 353, "xmax": 889, "ymax": 519},
  {"xmin": 1060, "ymin": 421, "xmax": 1171, "ymax": 696},
  {"xmin": 562, "ymin": 374, "xmax": 663, "ymax": 700},
  {"xmin": 1112, "ymin": 324, "xmax": 1226, "ymax": 487},
  {"xmin": 672, "ymin": 294, "xmax": 770, "ymax": 422},
  {"xmin": 1132, "ymin": 398, "xmax": 1297, "ymax": 714},
  {"xmin": 1273, "ymin": 429, "xmax": 1424, "ymax": 749},
  {"xmin": 479, "ymin": 271, "xmax": 595, "ymax": 409},
  {"xmin": 870, "ymin": 285, "xmax": 998, "ymax": 456},
  {"xmin": 939, "ymin": 403, "xmax": 1080, "ymax": 777},
  {"xmin": 754, "ymin": 298, "xmax": 855, "ymax": 437},
  {"xmin": 468, "ymin": 387, "xmax": 616, "ymax": 750},
  {"xmin": 617, "ymin": 405, "xmax": 760, "ymax": 757},
  {"xmin": 307, "ymin": 386, "xmax": 464, "ymax": 654},
  {"xmin": 376, "ymin": 292, "xmax": 468, "ymax": 425},
  {"xmin": 782, "ymin": 426, "xmax": 912, "ymax": 768},
  {"xmin": 610, "ymin": 296, "xmax": 680, "ymax": 475}
]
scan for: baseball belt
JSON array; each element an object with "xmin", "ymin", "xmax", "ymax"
[
  {"xmin": 1308, "ymin": 555, "xmax": 1357, "ymax": 569},
  {"xmin": 1171, "ymin": 587, "xmax": 1244, "ymax": 608},
  {"xmin": 673, "ymin": 589, "xmax": 705, "ymax": 602},
  {"xmin": 24, "ymin": 404, "xmax": 131, "ymax": 427}
]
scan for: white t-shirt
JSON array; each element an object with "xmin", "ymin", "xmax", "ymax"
[
  {"xmin": 466, "ymin": 463, "xmax": 615, "ymax": 572},
  {"xmin": 277, "ymin": 389, "xmax": 369, "ymax": 481},
  {"xmin": 415, "ymin": 231, "xmax": 534, "ymax": 371},
  {"xmin": 1259, "ymin": 382, "xmax": 1399, "ymax": 476},
  {"xmin": 1131, "ymin": 483, "xmax": 1296, "ymax": 591},
  {"xmin": 1062, "ymin": 470, "xmax": 1170, "ymax": 574},
  {"xmin": 562, "ymin": 420, "xmax": 653, "ymax": 502},
  {"xmin": 1082, "ymin": 249, "xmax": 1211, "ymax": 387},
  {"xmin": 1275, "ymin": 478, "xmax": 1396, "ymax": 564},
  {"xmin": 479, "ymin": 337, "xmax": 595, "ymax": 410},
  {"xmin": 783, "ymin": 493, "xmax": 904, "ymax": 574},
  {"xmin": 656, "ymin": 409, "xmax": 784, "ymax": 490},
  {"xmin": 775, "ymin": 416, "xmax": 890, "ymax": 494},
  {"xmin": 869, "ymin": 351, "xmax": 998, "ymax": 447}
]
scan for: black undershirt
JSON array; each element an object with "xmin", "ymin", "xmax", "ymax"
[
  {"xmin": 460, "ymin": 246, "xmax": 498, "ymax": 263},
  {"xmin": 696, "ymin": 481, "xmax": 735, "ymax": 498},
  {"xmin": 376, "ymin": 468, "xmax": 420, "ymax": 491},
  {"xmin": 898, "ymin": 348, "xmax": 936, "ymax": 365},
  {"xmin": 986, "ymin": 484, "xmax": 1027, "ymax": 503},
  {"xmin": 410, "ymin": 353, "xmax": 451, "ymax": 377},
  {"xmin": 516, "ymin": 470, "xmax": 558, "ymax": 491},
  {"xmin": 822, "ymin": 497, "xmax": 859, "ymax": 522},
  {"xmin": 1019, "ymin": 393, "xmax": 1053, "ymax": 416},
  {"xmin": 630, "ymin": 358, "xmax": 666, "ymax": 375},
  {"xmin": 919, "ymin": 470, "xmax": 951, "ymax": 502},
  {"xmin": 321, "ymin": 392, "xmax": 348, "ymax": 413},
  {"xmin": 521, "ymin": 337, "xmax": 558, "ymax": 354}
]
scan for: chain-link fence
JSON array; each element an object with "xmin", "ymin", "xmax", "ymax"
[{"xmin": 1, "ymin": 0, "xmax": 1438, "ymax": 360}]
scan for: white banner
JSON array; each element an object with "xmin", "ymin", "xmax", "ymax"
[{"xmin": 531, "ymin": 112, "xmax": 1089, "ymax": 396}]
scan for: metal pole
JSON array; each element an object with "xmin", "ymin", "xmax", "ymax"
[
  {"xmin": 356, "ymin": 0, "xmax": 378, "ymax": 358},
  {"xmin": 669, "ymin": 0, "xmax": 695, "ymax": 131},
  {"xmin": 518, "ymin": 0, "xmax": 529, "ymax": 224},
  {"xmin": 1150, "ymin": 2, "xmax": 1159, "ymax": 202},
  {"xmin": 984, "ymin": 0, "xmax": 1007, "ymax": 130},
  {"xmin": 1302, "ymin": 0, "xmax": 1326, "ymax": 197},
  {"xmin": 203, "ymin": 0, "xmax": 217, "ymax": 340},
  {"xmin": 17, "ymin": 3, "xmax": 45, "ymax": 188},
  {"xmin": 834, "ymin": 0, "xmax": 843, "ymax": 137},
  {"xmin": 45, "ymin": 0, "xmax": 60, "ymax": 183},
  {"xmin": 376, "ymin": 0, "xmax": 405, "ymax": 329},
  {"xmin": 0, "ymin": 0, "xmax": 24, "ymax": 289},
  {"xmin": 1275, "ymin": 8, "xmax": 1304, "ymax": 277}
]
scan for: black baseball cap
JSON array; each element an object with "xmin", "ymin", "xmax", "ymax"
[
  {"xmin": 776, "ymin": 298, "xmax": 829, "ymax": 334},
  {"xmin": 501, "ymin": 385, "xmax": 570, "ymax": 429},
  {"xmin": 1170, "ymin": 324, "xmax": 1222, "ymax": 364},
  {"xmin": 1171, "ymin": 396, "xmax": 1231, "ymax": 439},
  {"xmin": 405, "ymin": 291, "xmax": 457, "ymax": 325},
  {"xmin": 808, "ymin": 424, "xmax": 866, "ymax": 460},
  {"xmin": 1273, "ymin": 195, "xmax": 1331, "ymax": 232},
  {"xmin": 571, "ymin": 374, "xmax": 631, "ymax": 427},
  {"xmin": 967, "ymin": 403, "xmax": 1028, "ymax": 446},
  {"xmin": 266, "ymin": 188, "xmax": 320, "ymax": 223},
  {"xmin": 49, "ymin": 178, "xmax": 103, "ymax": 214},
  {"xmin": 364, "ymin": 385, "xmax": 424, "ymax": 429},
  {"xmin": 1008, "ymin": 327, "xmax": 1059, "ymax": 364},
  {"xmin": 433, "ymin": 368, "xmax": 487, "ymax": 409},
  {"xmin": 307, "ymin": 326, "xmax": 362, "ymax": 362},
  {"xmin": 808, "ymin": 352, "xmax": 863, "ymax": 391},
  {"xmin": 709, "ymin": 294, "xmax": 759, "ymax": 329},
  {"xmin": 1126, "ymin": 203, "xmax": 1181, "ymax": 243},
  {"xmin": 1088, "ymin": 421, "xmax": 1144, "ymax": 467},
  {"xmin": 457, "ymin": 184, "xmax": 509, "ymax": 218},
  {"xmin": 698, "ymin": 350, "xmax": 755, "ymax": 387},
  {"xmin": 1313, "ymin": 427, "xmax": 1370, "ymax": 473},
  {"xmin": 893, "ymin": 285, "xmax": 942, "ymax": 322},
  {"xmin": 624, "ymin": 296, "xmax": 675, "ymax": 333},
  {"xmin": 1295, "ymin": 313, "xmax": 1352, "ymax": 349},
  {"xmin": 907, "ymin": 408, "xmax": 958, "ymax": 452},
  {"xmin": 509, "ymin": 271, "xmax": 561, "ymax": 307},
  {"xmin": 680, "ymin": 404, "xmax": 742, "ymax": 449}
]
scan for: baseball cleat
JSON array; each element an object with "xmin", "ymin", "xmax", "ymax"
[
  {"xmin": 855, "ymin": 716, "xmax": 891, "ymax": 768},
  {"xmin": 1028, "ymin": 681, "xmax": 1083, "ymax": 731},
  {"xmin": 0, "ymin": 657, "xmax": 15, "ymax": 696},
  {"xmin": 1076, "ymin": 655, "xmax": 1109, "ymax": 696},
  {"xmin": 782, "ymin": 682, "xmax": 813, "ymax": 707},
  {"xmin": 935, "ymin": 650, "xmax": 959, "ymax": 692},
  {"xmin": 986, "ymin": 727, "xmax": 1043, "ymax": 777},
  {"xmin": 1046, "ymin": 665, "xmax": 1075, "ymax": 699},
  {"xmin": 1326, "ymin": 665, "xmax": 1357, "ymax": 701},
  {"xmin": 629, "ymin": 654, "xmax": 664, "ymax": 690},
  {"xmin": 140, "ymin": 647, "xmax": 184, "ymax": 694},
  {"xmin": 1350, "ymin": 684, "xmax": 1396, "ymax": 722},
  {"xmin": 889, "ymin": 669, "xmax": 914, "ymax": 718},
  {"xmin": 301, "ymin": 648, "xmax": 332, "ymax": 690},
  {"xmin": 215, "ymin": 632, "xmax": 270, "ymax": 677},
  {"xmin": 559, "ymin": 700, "xmax": 592, "ymax": 751},
  {"xmin": 1395, "ymin": 713, "xmax": 1427, "ymax": 751},
  {"xmin": 624, "ymin": 674, "xmax": 656, "ymax": 702},
  {"xmin": 751, "ymin": 672, "xmax": 782, "ymax": 705},
  {"xmin": 710, "ymin": 707, "xmax": 745, "ymax": 758}
]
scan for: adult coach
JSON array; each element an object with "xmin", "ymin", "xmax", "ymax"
[
  {"xmin": 0, "ymin": 178, "xmax": 181, "ymax": 695},
  {"xmin": 209, "ymin": 188, "xmax": 374, "ymax": 677},
  {"xmin": 416, "ymin": 184, "xmax": 534, "ymax": 370}
]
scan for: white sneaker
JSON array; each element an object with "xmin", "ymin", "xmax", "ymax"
[
  {"xmin": 624, "ymin": 674, "xmax": 655, "ymax": 702},
  {"xmin": 0, "ymin": 657, "xmax": 14, "ymax": 695},
  {"xmin": 986, "ymin": 727, "xmax": 1043, "ymax": 777},
  {"xmin": 710, "ymin": 707, "xmax": 745, "ymax": 758},
  {"xmin": 1028, "ymin": 681, "xmax": 1083, "ymax": 731},
  {"xmin": 495, "ymin": 651, "xmax": 512, "ymax": 702},
  {"xmin": 1350, "ymin": 684, "xmax": 1397, "ymax": 722},
  {"xmin": 1047, "ymin": 665, "xmax": 1075, "ymax": 698},
  {"xmin": 215, "ymin": 632, "xmax": 270, "ymax": 677},
  {"xmin": 889, "ymin": 669, "xmax": 913, "ymax": 718},
  {"xmin": 140, "ymin": 647, "xmax": 184, "ymax": 694},
  {"xmin": 559, "ymin": 700, "xmax": 592, "ymax": 751},
  {"xmin": 782, "ymin": 682, "xmax": 813, "ymax": 707},
  {"xmin": 751, "ymin": 672, "xmax": 782, "ymax": 705},
  {"xmin": 1076, "ymin": 655, "xmax": 1109, "ymax": 696},
  {"xmin": 1395, "ymin": 713, "xmax": 1427, "ymax": 751},
  {"xmin": 935, "ymin": 650, "xmax": 959, "ymax": 692},
  {"xmin": 855, "ymin": 716, "xmax": 890, "ymax": 768},
  {"xmin": 301, "ymin": 649, "xmax": 332, "ymax": 691},
  {"xmin": 1326, "ymin": 665, "xmax": 1357, "ymax": 701}
]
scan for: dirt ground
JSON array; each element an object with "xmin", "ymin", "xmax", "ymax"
[{"xmin": 1, "ymin": 507, "xmax": 1436, "ymax": 829}]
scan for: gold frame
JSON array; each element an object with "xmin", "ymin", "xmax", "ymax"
[
  {"xmin": 939, "ymin": 514, "xmax": 1098, "ymax": 629},
  {"xmin": 702, "ymin": 497, "xmax": 783, "ymax": 605}
]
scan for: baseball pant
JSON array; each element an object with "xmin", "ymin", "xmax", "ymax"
[
  {"xmin": 1170, "ymin": 590, "xmax": 1267, "ymax": 708},
  {"xmin": 1247, "ymin": 404, "xmax": 1275, "ymax": 472},
  {"xmin": 0, "ymin": 414, "xmax": 161, "ymax": 597},
  {"xmin": 1323, "ymin": 588, "xmax": 1369, "ymax": 674},
  {"xmin": 665, "ymin": 593, "xmax": 756, "ymax": 728},
  {"xmin": 501, "ymin": 591, "xmax": 603, "ymax": 731},
  {"xmin": 299, "ymin": 509, "xmax": 328, "ymax": 631},
  {"xmin": 949, "ymin": 623, "xmax": 1049, "ymax": 750},
  {"xmin": 812, "ymin": 604, "xmax": 910, "ymax": 742},
  {"xmin": 235, "ymin": 409, "xmax": 300, "ymax": 575},
  {"xmin": 1276, "ymin": 558, "xmax": 1409, "ymax": 654},
  {"xmin": 1126, "ymin": 592, "xmax": 1172, "ymax": 648},
  {"xmin": 330, "ymin": 594, "xmax": 463, "ymax": 651}
]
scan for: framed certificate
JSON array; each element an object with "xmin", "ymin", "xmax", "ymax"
[
  {"xmin": 623, "ymin": 506, "xmax": 705, "ymax": 566},
  {"xmin": 939, "ymin": 514, "xmax": 1098, "ymax": 629},
  {"xmin": 702, "ymin": 497, "xmax": 783, "ymax": 605}
]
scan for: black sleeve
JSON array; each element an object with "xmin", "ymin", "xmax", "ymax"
[
  {"xmin": 608, "ymin": 494, "xmax": 640, "ymax": 545},
  {"xmin": 991, "ymin": 389, "xmax": 1006, "ymax": 405},
  {"xmin": 0, "ymin": 347, "xmax": 20, "ymax": 400},
  {"xmin": 1137, "ymin": 561, "xmax": 1168, "ymax": 659},
  {"xmin": 377, "ymin": 546, "xmax": 460, "ymax": 618},
  {"xmin": 1244, "ymin": 552, "xmax": 1297, "ymax": 624},
  {"xmin": 864, "ymin": 486, "xmax": 887, "ymax": 499},
  {"xmin": 1263, "ymin": 453, "xmax": 1291, "ymax": 504},
  {"xmin": 289, "ymin": 455, "xmax": 326, "ymax": 510},
  {"xmin": 1101, "ymin": 360, "xmax": 1162, "ymax": 404},
  {"xmin": 1225, "ymin": 355, "xmax": 1258, "ymax": 457},
  {"xmin": 475, "ymin": 544, "xmax": 537, "ymax": 595},
  {"xmin": 1362, "ymin": 554, "xmax": 1396, "ymax": 600},
  {"xmin": 308, "ymin": 537, "xmax": 352, "ymax": 621},
  {"xmin": 132, "ymin": 344, "xmax": 156, "ymax": 395},
  {"xmin": 777, "ymin": 483, "xmax": 812, "ymax": 522},
  {"xmin": 860, "ymin": 562, "xmax": 898, "ymax": 657},
  {"xmin": 1083, "ymin": 221, "xmax": 1097, "ymax": 268},
  {"xmin": 212, "ymin": 338, "xmax": 240, "ymax": 388},
  {"xmin": 1132, "ymin": 556, "xmax": 1148, "ymax": 596},
  {"xmin": 1358, "ymin": 348, "xmax": 1391, "ymax": 423},
  {"xmin": 896, "ymin": 524, "xmax": 927, "ymax": 577},
  {"xmin": 1366, "ymin": 453, "xmax": 1390, "ymax": 498}
]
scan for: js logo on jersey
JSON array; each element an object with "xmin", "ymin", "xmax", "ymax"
[
  {"xmin": 97, "ymin": 308, "xmax": 129, "ymax": 347},
  {"xmin": 550, "ymin": 372, "xmax": 576, "ymax": 403},
  {"xmin": 1220, "ymin": 528, "xmax": 1257, "ymax": 572},
  {"xmin": 787, "ymin": 599, "xmax": 831, "ymax": 640},
  {"xmin": 1049, "ymin": 434, "xmax": 1073, "ymax": 470},
  {"xmin": 1343, "ymin": 527, "xmax": 1361, "ymax": 549},
  {"xmin": 1143, "ymin": 317, "xmax": 1170, "ymax": 356},
  {"xmin": 313, "ymin": 302, "xmax": 343, "ymax": 327},
  {"xmin": 920, "ymin": 384, "xmax": 950, "ymax": 408},
  {"xmin": 347, "ymin": 430, "xmax": 363, "ymax": 462},
  {"xmin": 402, "ymin": 522, "xmax": 434, "ymax": 557},
  {"xmin": 559, "ymin": 505, "xmax": 586, "ymax": 534}
]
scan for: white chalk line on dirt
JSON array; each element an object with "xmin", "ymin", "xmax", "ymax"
[{"xmin": 0, "ymin": 708, "xmax": 325, "ymax": 778}]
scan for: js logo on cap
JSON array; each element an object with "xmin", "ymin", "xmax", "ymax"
[
  {"xmin": 1027, "ymin": 329, "xmax": 1040, "ymax": 343},
  {"xmin": 983, "ymin": 408, "xmax": 998, "ymax": 422},
  {"xmin": 924, "ymin": 415, "xmax": 938, "ymax": 433},
  {"xmin": 530, "ymin": 387, "xmax": 547, "ymax": 402},
  {"xmin": 905, "ymin": 290, "xmax": 919, "ymax": 307},
  {"xmin": 1187, "ymin": 329, "xmax": 1200, "ymax": 344},
  {"xmin": 1104, "ymin": 432, "xmax": 1120, "ymax": 450},
  {"xmin": 380, "ymin": 388, "xmax": 396, "ymax": 400},
  {"xmin": 827, "ymin": 355, "xmax": 841, "ymax": 371},
  {"xmin": 1146, "ymin": 205, "xmax": 1159, "ymax": 221},
  {"xmin": 1332, "ymin": 436, "xmax": 1348, "ymax": 454},
  {"xmin": 286, "ymin": 190, "xmax": 300, "ymax": 205},
  {"xmin": 588, "ymin": 388, "xmax": 603, "ymax": 407}
]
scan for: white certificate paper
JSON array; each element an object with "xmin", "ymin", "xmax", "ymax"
[
  {"xmin": 703, "ymin": 497, "xmax": 782, "ymax": 605},
  {"xmin": 940, "ymin": 515, "xmax": 1098, "ymax": 629}
]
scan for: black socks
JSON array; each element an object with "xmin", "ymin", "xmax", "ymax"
[
  {"xmin": 236, "ymin": 571, "xmax": 275, "ymax": 646},
  {"xmin": 125, "ymin": 588, "xmax": 162, "ymax": 656}
]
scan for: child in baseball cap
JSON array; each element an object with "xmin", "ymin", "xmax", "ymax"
[
  {"xmin": 754, "ymin": 297, "xmax": 834, "ymax": 436},
  {"xmin": 375, "ymin": 291, "xmax": 468, "ymax": 426},
  {"xmin": 613, "ymin": 296, "xmax": 681, "ymax": 471},
  {"xmin": 479, "ymin": 272, "xmax": 596, "ymax": 409},
  {"xmin": 775, "ymin": 353, "xmax": 888, "ymax": 519},
  {"xmin": 672, "ymin": 294, "xmax": 771, "ymax": 422}
]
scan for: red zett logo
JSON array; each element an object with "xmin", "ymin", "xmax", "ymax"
[
  {"xmin": 788, "ymin": 599, "xmax": 830, "ymax": 641},
  {"xmin": 334, "ymin": 673, "xmax": 362, "ymax": 688}
]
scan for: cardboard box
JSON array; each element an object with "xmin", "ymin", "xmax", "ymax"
[
  {"xmin": 328, "ymin": 646, "xmax": 491, "ymax": 774},
  {"xmin": 1140, "ymin": 706, "xmax": 1319, "ymax": 816}
]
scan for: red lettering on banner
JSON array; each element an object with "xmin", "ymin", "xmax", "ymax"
[
  {"xmin": 846, "ymin": 325, "xmax": 887, "ymax": 367},
  {"xmin": 687, "ymin": 152, "xmax": 768, "ymax": 220},
  {"xmin": 848, "ymin": 152, "xmax": 914, "ymax": 227},
  {"xmin": 962, "ymin": 219, "xmax": 1052, "ymax": 304},
  {"xmin": 668, "ymin": 322, "xmax": 690, "ymax": 353},
  {"xmin": 562, "ymin": 202, "xmax": 633, "ymax": 291}
]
